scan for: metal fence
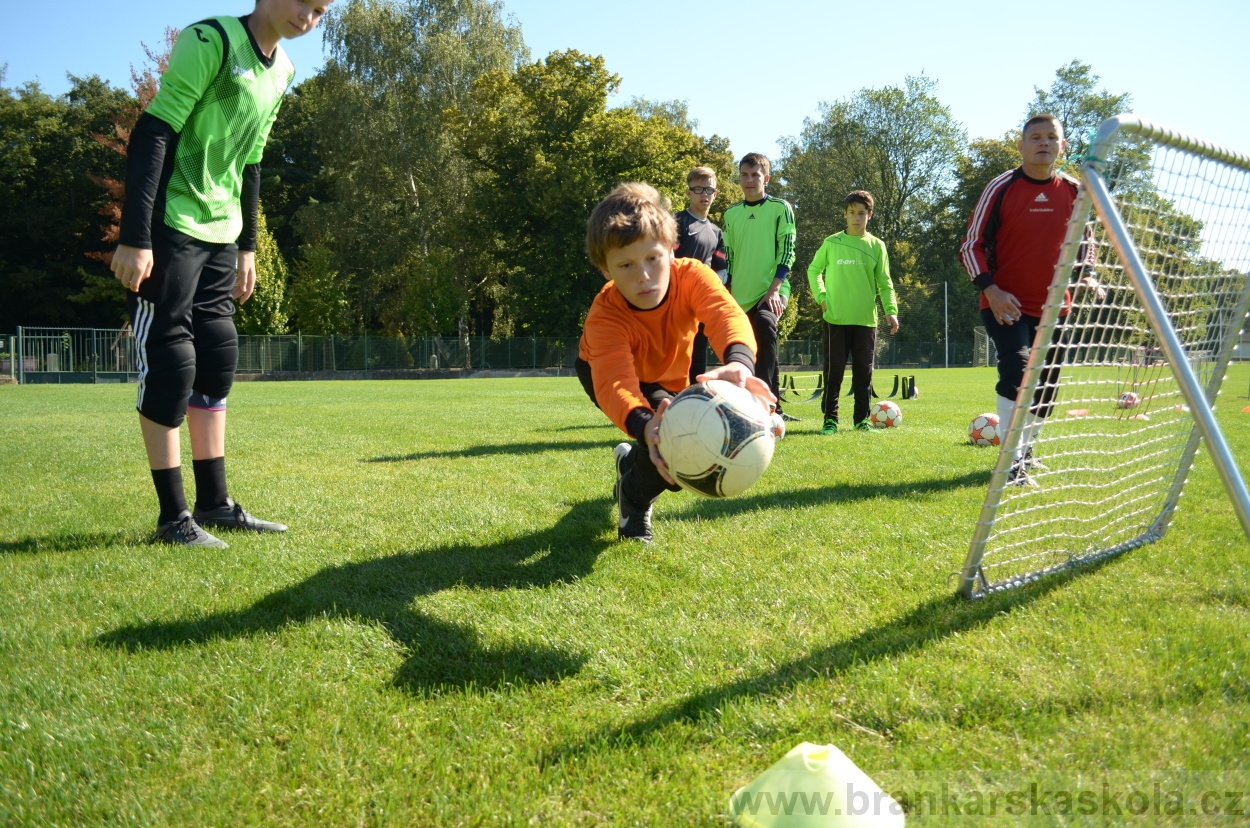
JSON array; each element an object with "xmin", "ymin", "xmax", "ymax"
[
  {"xmin": 4, "ymin": 326, "xmax": 988, "ymax": 384},
  {"xmin": 3, "ymin": 327, "xmax": 142, "ymax": 384},
  {"xmin": 235, "ymin": 334, "xmax": 580, "ymax": 373}
]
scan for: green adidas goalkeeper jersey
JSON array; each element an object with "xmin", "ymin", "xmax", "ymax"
[
  {"xmin": 146, "ymin": 16, "xmax": 294, "ymax": 244},
  {"xmin": 722, "ymin": 196, "xmax": 797, "ymax": 310}
]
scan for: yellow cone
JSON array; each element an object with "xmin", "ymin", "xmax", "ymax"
[{"xmin": 730, "ymin": 742, "xmax": 904, "ymax": 827}]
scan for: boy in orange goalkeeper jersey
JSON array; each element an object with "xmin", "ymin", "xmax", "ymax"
[{"xmin": 575, "ymin": 183, "xmax": 774, "ymax": 542}]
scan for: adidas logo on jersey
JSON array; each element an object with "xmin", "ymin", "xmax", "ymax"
[{"xmin": 1034, "ymin": 193, "xmax": 1049, "ymax": 203}]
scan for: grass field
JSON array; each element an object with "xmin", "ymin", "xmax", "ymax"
[{"xmin": 2, "ymin": 368, "xmax": 1248, "ymax": 826}]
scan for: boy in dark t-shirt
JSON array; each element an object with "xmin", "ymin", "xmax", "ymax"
[
  {"xmin": 110, "ymin": 0, "xmax": 332, "ymax": 547},
  {"xmin": 576, "ymin": 183, "xmax": 773, "ymax": 542},
  {"xmin": 674, "ymin": 166, "xmax": 728, "ymax": 383}
]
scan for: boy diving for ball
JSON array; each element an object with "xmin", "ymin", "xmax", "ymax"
[{"xmin": 575, "ymin": 183, "xmax": 775, "ymax": 543}]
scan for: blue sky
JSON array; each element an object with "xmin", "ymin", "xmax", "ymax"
[{"xmin": 4, "ymin": 0, "xmax": 1247, "ymax": 161}]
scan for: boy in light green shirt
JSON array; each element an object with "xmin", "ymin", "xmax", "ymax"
[
  {"xmin": 722, "ymin": 153, "xmax": 797, "ymax": 418},
  {"xmin": 110, "ymin": 0, "xmax": 331, "ymax": 547},
  {"xmin": 807, "ymin": 190, "xmax": 899, "ymax": 434}
]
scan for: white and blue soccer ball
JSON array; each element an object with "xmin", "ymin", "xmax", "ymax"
[{"xmin": 658, "ymin": 380, "xmax": 775, "ymax": 498}]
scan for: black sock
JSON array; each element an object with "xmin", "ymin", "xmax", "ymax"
[
  {"xmin": 151, "ymin": 467, "xmax": 189, "ymax": 525},
  {"xmin": 192, "ymin": 456, "xmax": 229, "ymax": 512}
]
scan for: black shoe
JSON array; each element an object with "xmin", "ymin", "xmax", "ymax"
[
  {"xmin": 614, "ymin": 443, "xmax": 653, "ymax": 543},
  {"xmin": 1006, "ymin": 461, "xmax": 1037, "ymax": 487},
  {"xmin": 1021, "ymin": 446, "xmax": 1048, "ymax": 470},
  {"xmin": 780, "ymin": 412, "xmax": 801, "ymax": 422},
  {"xmin": 154, "ymin": 513, "xmax": 228, "ymax": 548},
  {"xmin": 193, "ymin": 498, "xmax": 288, "ymax": 533}
]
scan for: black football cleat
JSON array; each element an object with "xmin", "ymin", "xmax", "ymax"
[
  {"xmin": 193, "ymin": 499, "xmax": 288, "ymax": 533},
  {"xmin": 614, "ymin": 443, "xmax": 653, "ymax": 543},
  {"xmin": 154, "ymin": 513, "xmax": 228, "ymax": 549}
]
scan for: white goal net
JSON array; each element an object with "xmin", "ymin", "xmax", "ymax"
[
  {"xmin": 960, "ymin": 116, "xmax": 1250, "ymax": 598},
  {"xmin": 972, "ymin": 326, "xmax": 997, "ymax": 368}
]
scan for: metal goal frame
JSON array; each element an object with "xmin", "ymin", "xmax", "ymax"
[{"xmin": 959, "ymin": 115, "xmax": 1250, "ymax": 599}]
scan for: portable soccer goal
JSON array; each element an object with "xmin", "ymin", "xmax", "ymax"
[
  {"xmin": 972, "ymin": 326, "xmax": 997, "ymax": 368},
  {"xmin": 959, "ymin": 115, "xmax": 1250, "ymax": 599}
]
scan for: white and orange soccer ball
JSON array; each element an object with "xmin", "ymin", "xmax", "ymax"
[
  {"xmin": 869, "ymin": 400, "xmax": 902, "ymax": 428},
  {"xmin": 968, "ymin": 413, "xmax": 1001, "ymax": 447},
  {"xmin": 657, "ymin": 380, "xmax": 776, "ymax": 498},
  {"xmin": 769, "ymin": 412, "xmax": 786, "ymax": 441},
  {"xmin": 1117, "ymin": 391, "xmax": 1140, "ymax": 409}
]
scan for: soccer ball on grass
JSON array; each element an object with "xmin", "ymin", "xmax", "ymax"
[
  {"xmin": 1117, "ymin": 391, "xmax": 1140, "ymax": 409},
  {"xmin": 657, "ymin": 380, "xmax": 775, "ymax": 498},
  {"xmin": 868, "ymin": 400, "xmax": 902, "ymax": 428},
  {"xmin": 968, "ymin": 413, "xmax": 1001, "ymax": 447}
]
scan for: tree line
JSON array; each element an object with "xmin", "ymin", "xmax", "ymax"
[{"xmin": 0, "ymin": 0, "xmax": 1134, "ymax": 346}]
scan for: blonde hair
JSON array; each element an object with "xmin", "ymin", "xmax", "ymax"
[
  {"xmin": 686, "ymin": 166, "xmax": 717, "ymax": 186},
  {"xmin": 585, "ymin": 183, "xmax": 677, "ymax": 270}
]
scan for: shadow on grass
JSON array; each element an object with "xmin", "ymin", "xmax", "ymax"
[
  {"xmin": 665, "ymin": 470, "xmax": 989, "ymax": 522},
  {"xmin": 367, "ymin": 438, "xmax": 612, "ymax": 463},
  {"xmin": 1, "ymin": 530, "xmax": 144, "ymax": 555},
  {"xmin": 547, "ymin": 561, "xmax": 1112, "ymax": 764},
  {"xmin": 98, "ymin": 498, "xmax": 614, "ymax": 695}
]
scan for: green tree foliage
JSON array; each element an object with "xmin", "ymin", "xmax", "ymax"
[
  {"xmin": 777, "ymin": 76, "xmax": 964, "ymax": 340},
  {"xmin": 449, "ymin": 50, "xmax": 732, "ymax": 336},
  {"xmin": 261, "ymin": 77, "xmax": 332, "ymax": 261},
  {"xmin": 918, "ymin": 134, "xmax": 1023, "ymax": 347},
  {"xmin": 628, "ymin": 97, "xmax": 744, "ymax": 223},
  {"xmin": 235, "ymin": 208, "xmax": 291, "ymax": 335},
  {"xmin": 293, "ymin": 0, "xmax": 527, "ymax": 335},
  {"xmin": 1027, "ymin": 60, "xmax": 1130, "ymax": 165},
  {"xmin": 75, "ymin": 29, "xmax": 179, "ymax": 326},
  {"xmin": 0, "ymin": 73, "xmax": 132, "ymax": 330},
  {"xmin": 1027, "ymin": 60, "xmax": 1151, "ymax": 194},
  {"xmin": 289, "ymin": 243, "xmax": 352, "ymax": 335}
]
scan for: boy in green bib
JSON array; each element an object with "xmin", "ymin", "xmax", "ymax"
[
  {"xmin": 807, "ymin": 190, "xmax": 899, "ymax": 434},
  {"xmin": 721, "ymin": 153, "xmax": 797, "ymax": 418},
  {"xmin": 110, "ymin": 0, "xmax": 331, "ymax": 547}
]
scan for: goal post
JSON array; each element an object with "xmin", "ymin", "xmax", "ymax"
[{"xmin": 959, "ymin": 115, "xmax": 1250, "ymax": 599}]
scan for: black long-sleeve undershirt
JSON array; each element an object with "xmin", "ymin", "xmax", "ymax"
[
  {"xmin": 237, "ymin": 163, "xmax": 260, "ymax": 252},
  {"xmin": 118, "ymin": 113, "xmax": 177, "ymax": 250}
]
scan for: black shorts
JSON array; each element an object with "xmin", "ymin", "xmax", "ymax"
[{"xmin": 128, "ymin": 223, "xmax": 239, "ymax": 428}]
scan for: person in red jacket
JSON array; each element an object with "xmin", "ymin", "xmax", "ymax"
[
  {"xmin": 576, "ymin": 183, "xmax": 773, "ymax": 542},
  {"xmin": 960, "ymin": 113, "xmax": 1102, "ymax": 484}
]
